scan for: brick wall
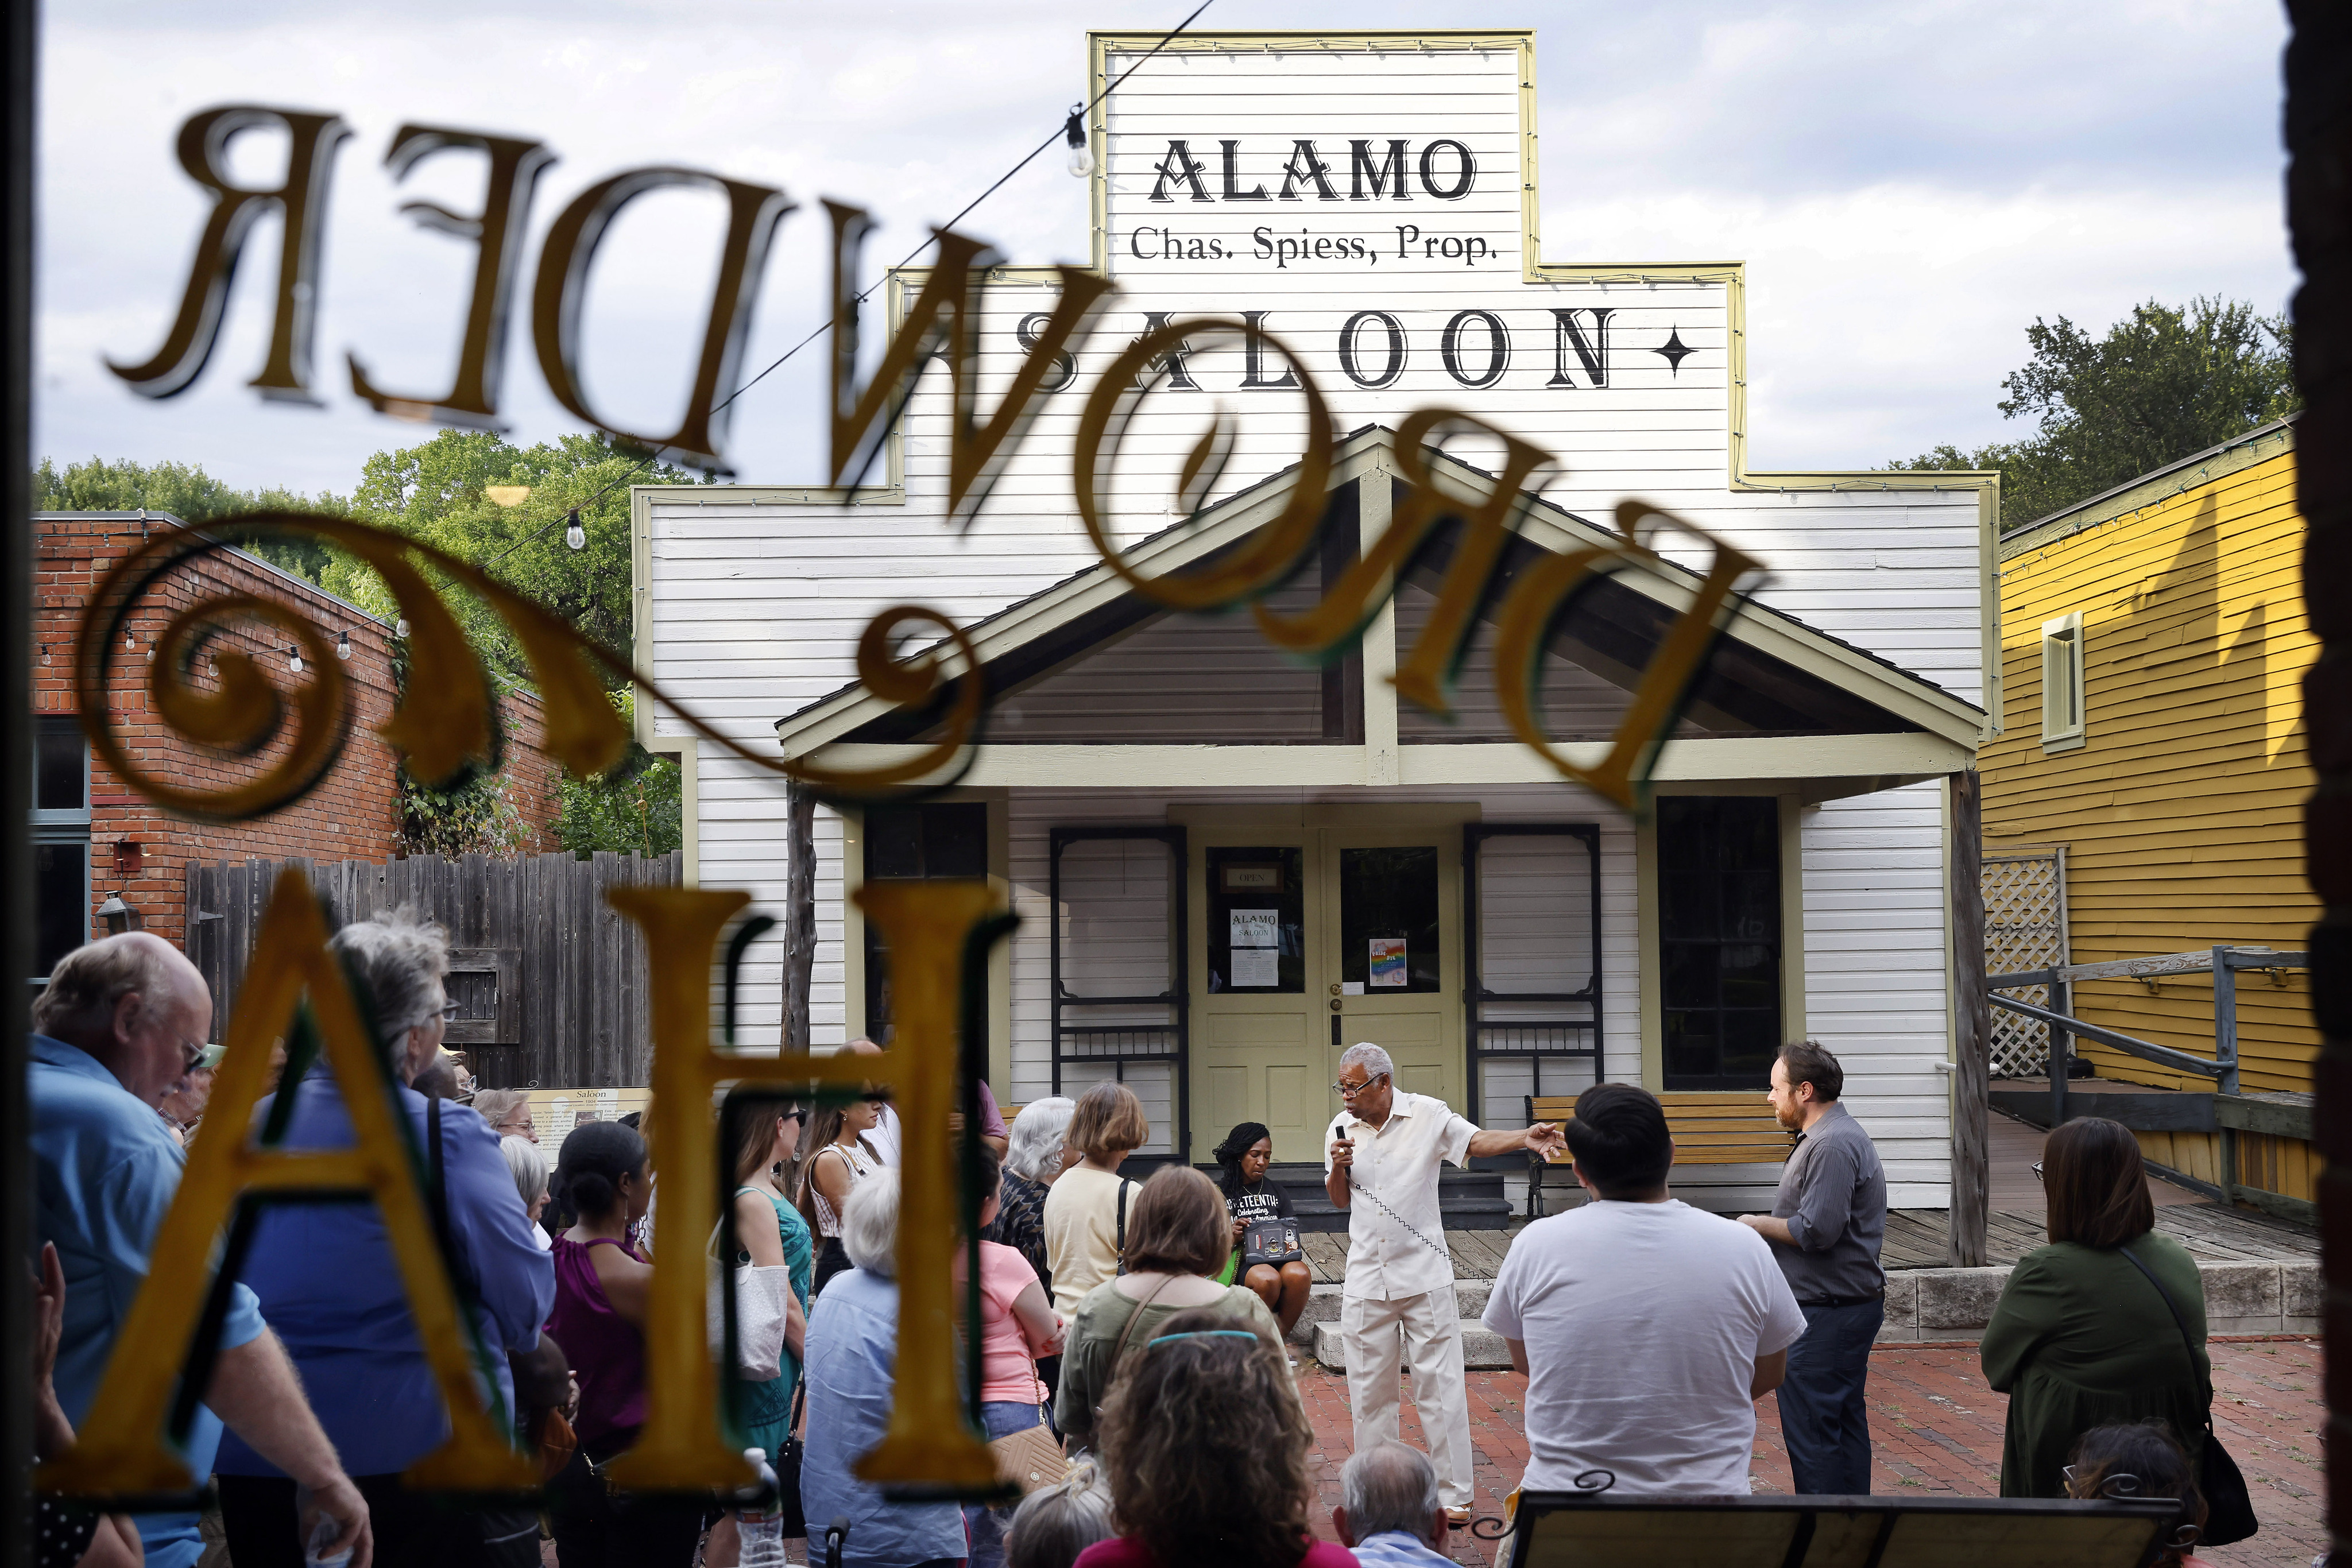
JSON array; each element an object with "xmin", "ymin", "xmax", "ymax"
[{"xmin": 36, "ymin": 512, "xmax": 566, "ymax": 957}]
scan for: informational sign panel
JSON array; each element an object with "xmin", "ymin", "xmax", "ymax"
[{"xmin": 1368, "ymin": 937, "xmax": 1408, "ymax": 987}]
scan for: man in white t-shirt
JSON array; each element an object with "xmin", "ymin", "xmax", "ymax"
[{"xmin": 1484, "ymin": 1082, "xmax": 1807, "ymax": 1497}]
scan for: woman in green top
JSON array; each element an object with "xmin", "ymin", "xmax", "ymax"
[
  {"xmin": 1056, "ymin": 1164, "xmax": 1286, "ymax": 1452},
  {"xmin": 1980, "ymin": 1117, "xmax": 2210, "ymax": 1497},
  {"xmin": 708, "ymin": 1094, "xmax": 815, "ymax": 1567}
]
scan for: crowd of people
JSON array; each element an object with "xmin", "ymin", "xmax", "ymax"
[{"xmin": 26, "ymin": 916, "xmax": 2244, "ymax": 1568}]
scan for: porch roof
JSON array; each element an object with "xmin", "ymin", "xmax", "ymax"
[{"xmin": 773, "ymin": 427, "xmax": 1985, "ymax": 791}]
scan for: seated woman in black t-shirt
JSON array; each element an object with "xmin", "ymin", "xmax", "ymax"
[{"xmin": 1214, "ymin": 1121, "xmax": 1313, "ymax": 1335}]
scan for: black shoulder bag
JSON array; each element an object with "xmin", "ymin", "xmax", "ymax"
[
  {"xmin": 2117, "ymin": 1244, "xmax": 2258, "ymax": 1547},
  {"xmin": 1112, "ymin": 1178, "xmax": 1135, "ymax": 1276}
]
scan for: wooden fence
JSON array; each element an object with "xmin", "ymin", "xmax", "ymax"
[{"xmin": 185, "ymin": 850, "xmax": 683, "ymax": 1091}]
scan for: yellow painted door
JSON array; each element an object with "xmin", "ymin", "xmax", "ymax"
[
  {"xmin": 1319, "ymin": 827, "xmax": 1465, "ymax": 1113},
  {"xmin": 1193, "ymin": 835, "xmax": 1325, "ymax": 1162}
]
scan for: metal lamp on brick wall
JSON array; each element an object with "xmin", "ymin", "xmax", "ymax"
[{"xmin": 97, "ymin": 891, "xmax": 139, "ymax": 935}]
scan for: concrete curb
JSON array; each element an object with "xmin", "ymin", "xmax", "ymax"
[{"xmin": 1877, "ymin": 1259, "xmax": 2318, "ymax": 1343}]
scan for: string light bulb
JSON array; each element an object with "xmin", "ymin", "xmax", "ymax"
[
  {"xmin": 394, "ymin": 617, "xmax": 409, "ymax": 638},
  {"xmin": 123, "ymin": 625, "xmax": 137, "ymax": 652},
  {"xmin": 287, "ymin": 644, "xmax": 304, "ymax": 675},
  {"xmin": 1064, "ymin": 105, "xmax": 1093, "ymax": 178},
  {"xmin": 564, "ymin": 509, "xmax": 586, "ymax": 551},
  {"xmin": 39, "ymin": 644, "xmax": 51, "ymax": 666},
  {"xmin": 336, "ymin": 629, "xmax": 351, "ymax": 661}
]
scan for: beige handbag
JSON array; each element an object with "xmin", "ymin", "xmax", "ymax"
[
  {"xmin": 991, "ymin": 1416, "xmax": 1067, "ymax": 1496},
  {"xmin": 988, "ymin": 1337, "xmax": 1067, "ymax": 1496}
]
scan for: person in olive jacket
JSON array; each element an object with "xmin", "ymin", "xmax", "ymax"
[{"xmin": 1979, "ymin": 1117, "xmax": 2210, "ymax": 1496}]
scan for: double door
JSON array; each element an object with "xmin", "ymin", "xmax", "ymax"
[{"xmin": 1189, "ymin": 816, "xmax": 1465, "ymax": 1162}]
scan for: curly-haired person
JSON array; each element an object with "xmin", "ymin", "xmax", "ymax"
[{"xmin": 1075, "ymin": 1307, "xmax": 1354, "ymax": 1568}]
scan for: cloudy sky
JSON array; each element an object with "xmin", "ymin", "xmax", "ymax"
[{"xmin": 38, "ymin": 1, "xmax": 2292, "ymax": 497}]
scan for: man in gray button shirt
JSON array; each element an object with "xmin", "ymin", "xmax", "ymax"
[{"xmin": 1738, "ymin": 1040, "xmax": 1887, "ymax": 1495}]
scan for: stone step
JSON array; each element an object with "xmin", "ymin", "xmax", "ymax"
[{"xmin": 1312, "ymin": 1316, "xmax": 1514, "ymax": 1372}]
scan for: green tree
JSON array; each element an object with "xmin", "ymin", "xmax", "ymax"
[
  {"xmin": 328, "ymin": 430, "xmax": 704, "ymax": 857},
  {"xmin": 1889, "ymin": 296, "xmax": 2300, "ymax": 529},
  {"xmin": 33, "ymin": 454, "xmax": 346, "ymax": 580}
]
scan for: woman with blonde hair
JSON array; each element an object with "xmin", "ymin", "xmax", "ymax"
[
  {"xmin": 1055, "ymin": 1164, "xmax": 1283, "ymax": 1453},
  {"xmin": 1076, "ymin": 1306, "xmax": 1350, "ymax": 1568},
  {"xmin": 1042, "ymin": 1083, "xmax": 1150, "ymax": 1318}
]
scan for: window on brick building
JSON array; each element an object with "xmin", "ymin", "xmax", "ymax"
[{"xmin": 31, "ymin": 715, "xmax": 90, "ymax": 987}]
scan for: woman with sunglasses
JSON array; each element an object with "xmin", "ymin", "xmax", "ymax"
[
  {"xmin": 706, "ymin": 1095, "xmax": 814, "ymax": 1568},
  {"xmin": 798, "ymin": 1095, "xmax": 884, "ymax": 1298}
]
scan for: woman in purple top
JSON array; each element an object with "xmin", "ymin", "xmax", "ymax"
[{"xmin": 545, "ymin": 1119, "xmax": 702, "ymax": 1568}]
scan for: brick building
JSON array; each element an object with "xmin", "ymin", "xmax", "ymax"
[{"xmin": 33, "ymin": 510, "xmax": 563, "ymax": 976}]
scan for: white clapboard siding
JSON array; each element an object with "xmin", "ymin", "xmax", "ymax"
[
  {"xmin": 1799, "ymin": 780, "xmax": 1952, "ymax": 1208},
  {"xmin": 642, "ymin": 36, "xmax": 1983, "ymax": 750},
  {"xmin": 647, "ymin": 37, "xmax": 1966, "ymax": 1205},
  {"xmin": 691, "ymin": 757, "xmax": 1948, "ymax": 1197}
]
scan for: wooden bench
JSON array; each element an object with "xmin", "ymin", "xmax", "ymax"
[{"xmin": 1525, "ymin": 1093, "xmax": 1795, "ymax": 1216}]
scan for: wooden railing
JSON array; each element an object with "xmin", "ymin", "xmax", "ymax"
[{"xmin": 1985, "ymin": 944, "xmax": 2309, "ymax": 1214}]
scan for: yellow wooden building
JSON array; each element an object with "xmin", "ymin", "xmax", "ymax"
[{"xmin": 1982, "ymin": 417, "xmax": 2316, "ymax": 1214}]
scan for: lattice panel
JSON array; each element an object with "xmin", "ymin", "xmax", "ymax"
[{"xmin": 1983, "ymin": 852, "xmax": 2065, "ymax": 1078}]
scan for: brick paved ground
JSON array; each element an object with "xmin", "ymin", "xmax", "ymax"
[{"xmin": 1297, "ymin": 1337, "xmax": 2326, "ymax": 1567}]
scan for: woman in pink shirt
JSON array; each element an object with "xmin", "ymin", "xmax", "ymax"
[
  {"xmin": 969, "ymin": 1146, "xmax": 1067, "ymax": 1568},
  {"xmin": 1076, "ymin": 1309, "xmax": 1354, "ymax": 1568}
]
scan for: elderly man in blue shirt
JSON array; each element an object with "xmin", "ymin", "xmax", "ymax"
[
  {"xmin": 212, "ymin": 911, "xmax": 558, "ymax": 1567},
  {"xmin": 32, "ymin": 933, "xmax": 372, "ymax": 1568},
  {"xmin": 1331, "ymin": 1443, "xmax": 1456, "ymax": 1568}
]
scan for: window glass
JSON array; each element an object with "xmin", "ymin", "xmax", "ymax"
[
  {"xmin": 34, "ymin": 842, "xmax": 87, "ymax": 981},
  {"xmin": 1339, "ymin": 846, "xmax": 1441, "ymax": 993},
  {"xmin": 1658, "ymin": 796, "xmax": 1781, "ymax": 1090},
  {"xmin": 862, "ymin": 801, "xmax": 992, "ymax": 1040},
  {"xmin": 35, "ymin": 718, "xmax": 85, "ymax": 812},
  {"xmin": 1206, "ymin": 846, "xmax": 1303, "ymax": 994}
]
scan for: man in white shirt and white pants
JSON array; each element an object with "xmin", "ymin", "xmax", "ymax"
[{"xmin": 1326, "ymin": 1042, "xmax": 1566, "ymax": 1521}]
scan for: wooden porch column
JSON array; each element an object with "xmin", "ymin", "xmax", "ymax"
[
  {"xmin": 1948, "ymin": 768, "xmax": 1990, "ymax": 1268},
  {"xmin": 2284, "ymin": 3, "xmax": 2352, "ymax": 1552},
  {"xmin": 784, "ymin": 782, "xmax": 816, "ymax": 1053}
]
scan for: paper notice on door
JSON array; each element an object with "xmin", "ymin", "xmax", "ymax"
[
  {"xmin": 1368, "ymin": 938, "xmax": 1407, "ymax": 988},
  {"xmin": 1231, "ymin": 947, "xmax": 1280, "ymax": 988},
  {"xmin": 1341, "ymin": 981, "xmax": 1364, "ymax": 996},
  {"xmin": 1230, "ymin": 909, "xmax": 1279, "ymax": 947}
]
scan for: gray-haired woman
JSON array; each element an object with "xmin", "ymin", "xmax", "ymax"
[
  {"xmin": 1004, "ymin": 1463, "xmax": 1115, "ymax": 1568},
  {"xmin": 800, "ymin": 1171, "xmax": 966, "ymax": 1566},
  {"xmin": 213, "ymin": 911, "xmax": 558, "ymax": 1567},
  {"xmin": 987, "ymin": 1096, "xmax": 1080, "ymax": 1400}
]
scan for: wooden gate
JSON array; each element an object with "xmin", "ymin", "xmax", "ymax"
[{"xmin": 185, "ymin": 850, "xmax": 683, "ymax": 1091}]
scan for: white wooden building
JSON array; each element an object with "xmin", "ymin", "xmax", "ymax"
[{"xmin": 632, "ymin": 29, "xmax": 1995, "ymax": 1210}]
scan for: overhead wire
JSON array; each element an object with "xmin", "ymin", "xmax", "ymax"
[{"xmin": 481, "ymin": 0, "xmax": 1214, "ymax": 572}]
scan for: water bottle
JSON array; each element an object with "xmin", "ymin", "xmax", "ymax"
[
  {"xmin": 292, "ymin": 1483, "xmax": 351, "ymax": 1568},
  {"xmin": 737, "ymin": 1446, "xmax": 787, "ymax": 1568}
]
